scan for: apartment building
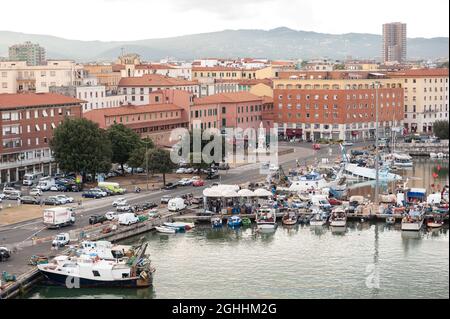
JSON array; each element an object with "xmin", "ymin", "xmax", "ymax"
[
  {"xmin": 49, "ymin": 78, "xmax": 125, "ymax": 113},
  {"xmin": 118, "ymin": 74, "xmax": 200, "ymax": 105},
  {"xmin": 83, "ymin": 64, "xmax": 122, "ymax": 93},
  {"xmin": 382, "ymin": 22, "xmax": 407, "ymax": 64},
  {"xmin": 9, "ymin": 42, "xmax": 46, "ymax": 66},
  {"xmin": 84, "ymin": 89, "xmax": 190, "ymax": 146},
  {"xmin": 190, "ymin": 92, "xmax": 274, "ymax": 133},
  {"xmin": 273, "ymin": 76, "xmax": 405, "ymax": 141},
  {"xmin": 121, "ymin": 63, "xmax": 192, "ymax": 80},
  {"xmin": 0, "ymin": 60, "xmax": 83, "ymax": 94},
  {"xmin": 388, "ymin": 68, "xmax": 449, "ymax": 134},
  {"xmin": 0, "ymin": 93, "xmax": 83, "ymax": 183}
]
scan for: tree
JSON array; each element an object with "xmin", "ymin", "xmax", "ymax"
[
  {"xmin": 107, "ymin": 124, "xmax": 144, "ymax": 173},
  {"xmin": 144, "ymin": 148, "xmax": 176, "ymax": 186},
  {"xmin": 433, "ymin": 120, "xmax": 449, "ymax": 139},
  {"xmin": 50, "ymin": 118, "xmax": 112, "ymax": 180},
  {"xmin": 127, "ymin": 147, "xmax": 146, "ymax": 170}
]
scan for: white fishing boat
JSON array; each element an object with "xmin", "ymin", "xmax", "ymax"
[
  {"xmin": 392, "ymin": 153, "xmax": 413, "ymax": 168},
  {"xmin": 310, "ymin": 209, "xmax": 328, "ymax": 227},
  {"xmin": 282, "ymin": 209, "xmax": 298, "ymax": 226},
  {"xmin": 329, "ymin": 208, "xmax": 347, "ymax": 227},
  {"xmin": 285, "ymin": 172, "xmax": 332, "ymax": 192},
  {"xmin": 343, "ymin": 163, "xmax": 402, "ymax": 182},
  {"xmin": 77, "ymin": 241, "xmax": 133, "ymax": 260},
  {"xmin": 401, "ymin": 209, "xmax": 424, "ymax": 231},
  {"xmin": 256, "ymin": 207, "xmax": 277, "ymax": 230},
  {"xmin": 163, "ymin": 222, "xmax": 195, "ymax": 231},
  {"xmin": 156, "ymin": 226, "xmax": 177, "ymax": 234},
  {"xmin": 38, "ymin": 243, "xmax": 154, "ymax": 288}
]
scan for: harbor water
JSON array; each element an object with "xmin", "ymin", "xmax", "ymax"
[{"xmin": 26, "ymin": 159, "xmax": 449, "ymax": 299}]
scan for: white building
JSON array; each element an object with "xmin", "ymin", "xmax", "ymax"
[
  {"xmin": 0, "ymin": 60, "xmax": 83, "ymax": 94},
  {"xmin": 122, "ymin": 63, "xmax": 192, "ymax": 80}
]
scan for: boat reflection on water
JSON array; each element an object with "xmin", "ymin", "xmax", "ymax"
[
  {"xmin": 310, "ymin": 225, "xmax": 327, "ymax": 236},
  {"xmin": 28, "ymin": 285, "xmax": 156, "ymax": 299},
  {"xmin": 281, "ymin": 224, "xmax": 299, "ymax": 235},
  {"xmin": 330, "ymin": 226, "xmax": 347, "ymax": 235}
]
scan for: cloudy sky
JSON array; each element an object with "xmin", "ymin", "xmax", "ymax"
[{"xmin": 1, "ymin": 0, "xmax": 448, "ymax": 41}]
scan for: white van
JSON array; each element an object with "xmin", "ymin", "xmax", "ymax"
[
  {"xmin": 118, "ymin": 213, "xmax": 139, "ymax": 226},
  {"xmin": 37, "ymin": 177, "xmax": 56, "ymax": 191},
  {"xmin": 23, "ymin": 173, "xmax": 43, "ymax": 186},
  {"xmin": 168, "ymin": 198, "xmax": 187, "ymax": 212}
]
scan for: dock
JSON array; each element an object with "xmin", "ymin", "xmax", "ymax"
[{"xmin": 395, "ymin": 140, "xmax": 449, "ymax": 157}]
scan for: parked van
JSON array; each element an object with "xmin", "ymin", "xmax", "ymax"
[
  {"xmin": 37, "ymin": 177, "xmax": 56, "ymax": 191},
  {"xmin": 98, "ymin": 182, "xmax": 125, "ymax": 195},
  {"xmin": 168, "ymin": 198, "xmax": 187, "ymax": 212},
  {"xmin": 118, "ymin": 213, "xmax": 139, "ymax": 226},
  {"xmin": 23, "ymin": 173, "xmax": 43, "ymax": 186}
]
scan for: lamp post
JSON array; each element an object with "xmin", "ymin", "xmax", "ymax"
[{"xmin": 374, "ymin": 81, "xmax": 380, "ymax": 206}]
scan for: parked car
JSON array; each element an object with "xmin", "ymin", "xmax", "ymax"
[
  {"xmin": 89, "ymin": 215, "xmax": 108, "ymax": 225},
  {"xmin": 328, "ymin": 198, "xmax": 343, "ymax": 206},
  {"xmin": 30, "ymin": 188, "xmax": 43, "ymax": 196},
  {"xmin": 6, "ymin": 191, "xmax": 21, "ymax": 200},
  {"xmin": 142, "ymin": 201, "xmax": 158, "ymax": 210},
  {"xmin": 148, "ymin": 209, "xmax": 161, "ymax": 219},
  {"xmin": 193, "ymin": 180, "xmax": 205, "ymax": 187},
  {"xmin": 191, "ymin": 196, "xmax": 203, "ymax": 205},
  {"xmin": 82, "ymin": 191, "xmax": 102, "ymax": 199},
  {"xmin": 20, "ymin": 196, "xmax": 40, "ymax": 205},
  {"xmin": 44, "ymin": 196, "xmax": 62, "ymax": 206},
  {"xmin": 184, "ymin": 167, "xmax": 195, "ymax": 174},
  {"xmin": 90, "ymin": 188, "xmax": 107, "ymax": 197},
  {"xmin": 161, "ymin": 195, "xmax": 173, "ymax": 204},
  {"xmin": 176, "ymin": 167, "xmax": 187, "ymax": 174},
  {"xmin": 0, "ymin": 247, "xmax": 11, "ymax": 262},
  {"xmin": 112, "ymin": 197, "xmax": 128, "ymax": 207},
  {"xmin": 178, "ymin": 178, "xmax": 193, "ymax": 186},
  {"xmin": 50, "ymin": 184, "xmax": 67, "ymax": 192},
  {"xmin": 55, "ymin": 194, "xmax": 74, "ymax": 204},
  {"xmin": 116, "ymin": 204, "xmax": 132, "ymax": 212},
  {"xmin": 206, "ymin": 172, "xmax": 220, "ymax": 180},
  {"xmin": 52, "ymin": 233, "xmax": 70, "ymax": 248},
  {"xmin": 163, "ymin": 183, "xmax": 177, "ymax": 190},
  {"xmin": 105, "ymin": 211, "xmax": 121, "ymax": 221}
]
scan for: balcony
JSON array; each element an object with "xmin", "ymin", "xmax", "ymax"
[{"xmin": 0, "ymin": 155, "xmax": 53, "ymax": 170}]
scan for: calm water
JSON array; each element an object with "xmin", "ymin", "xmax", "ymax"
[{"xmin": 26, "ymin": 159, "xmax": 449, "ymax": 299}]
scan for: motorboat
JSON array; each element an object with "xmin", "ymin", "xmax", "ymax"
[
  {"xmin": 211, "ymin": 216, "xmax": 223, "ymax": 228},
  {"xmin": 285, "ymin": 172, "xmax": 331, "ymax": 192},
  {"xmin": 329, "ymin": 208, "xmax": 347, "ymax": 227},
  {"xmin": 242, "ymin": 217, "xmax": 252, "ymax": 227},
  {"xmin": 38, "ymin": 243, "xmax": 154, "ymax": 288},
  {"xmin": 343, "ymin": 163, "xmax": 401, "ymax": 182},
  {"xmin": 256, "ymin": 207, "xmax": 277, "ymax": 230},
  {"xmin": 386, "ymin": 216, "xmax": 396, "ymax": 225},
  {"xmin": 392, "ymin": 153, "xmax": 414, "ymax": 168},
  {"xmin": 156, "ymin": 226, "xmax": 177, "ymax": 234},
  {"xmin": 227, "ymin": 216, "xmax": 242, "ymax": 228},
  {"xmin": 401, "ymin": 208, "xmax": 424, "ymax": 231},
  {"xmin": 426, "ymin": 216, "xmax": 444, "ymax": 229},
  {"xmin": 310, "ymin": 209, "xmax": 328, "ymax": 226},
  {"xmin": 282, "ymin": 210, "xmax": 298, "ymax": 226},
  {"xmin": 77, "ymin": 241, "xmax": 133, "ymax": 260},
  {"xmin": 163, "ymin": 222, "xmax": 195, "ymax": 231}
]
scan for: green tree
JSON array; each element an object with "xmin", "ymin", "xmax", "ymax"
[
  {"xmin": 50, "ymin": 118, "xmax": 112, "ymax": 181},
  {"xmin": 144, "ymin": 148, "xmax": 176, "ymax": 186},
  {"xmin": 107, "ymin": 124, "xmax": 143, "ymax": 173},
  {"xmin": 127, "ymin": 147, "xmax": 146, "ymax": 169},
  {"xmin": 433, "ymin": 120, "xmax": 449, "ymax": 139}
]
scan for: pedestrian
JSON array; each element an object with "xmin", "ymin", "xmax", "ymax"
[{"xmin": 17, "ymin": 197, "xmax": 21, "ymax": 206}]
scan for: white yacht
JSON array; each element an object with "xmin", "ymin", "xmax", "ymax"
[
  {"xmin": 329, "ymin": 208, "xmax": 347, "ymax": 227},
  {"xmin": 392, "ymin": 153, "xmax": 414, "ymax": 168},
  {"xmin": 343, "ymin": 163, "xmax": 402, "ymax": 182}
]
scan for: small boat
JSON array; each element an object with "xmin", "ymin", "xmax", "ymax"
[
  {"xmin": 156, "ymin": 226, "xmax": 177, "ymax": 234},
  {"xmin": 242, "ymin": 217, "xmax": 252, "ymax": 227},
  {"xmin": 329, "ymin": 208, "xmax": 347, "ymax": 227},
  {"xmin": 164, "ymin": 222, "xmax": 195, "ymax": 231},
  {"xmin": 310, "ymin": 210, "xmax": 327, "ymax": 226},
  {"xmin": 386, "ymin": 216, "xmax": 396, "ymax": 225},
  {"xmin": 427, "ymin": 216, "xmax": 444, "ymax": 229},
  {"xmin": 393, "ymin": 153, "xmax": 414, "ymax": 168},
  {"xmin": 256, "ymin": 207, "xmax": 277, "ymax": 230},
  {"xmin": 401, "ymin": 209, "xmax": 424, "ymax": 231},
  {"xmin": 211, "ymin": 217, "xmax": 223, "ymax": 228},
  {"xmin": 282, "ymin": 210, "xmax": 298, "ymax": 226},
  {"xmin": 227, "ymin": 216, "xmax": 242, "ymax": 228}
]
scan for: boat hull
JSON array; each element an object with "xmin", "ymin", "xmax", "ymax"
[
  {"xmin": 257, "ymin": 223, "xmax": 277, "ymax": 230},
  {"xmin": 427, "ymin": 222, "xmax": 443, "ymax": 229},
  {"xmin": 330, "ymin": 220, "xmax": 346, "ymax": 227},
  {"xmin": 39, "ymin": 270, "xmax": 153, "ymax": 288},
  {"xmin": 401, "ymin": 220, "xmax": 424, "ymax": 231},
  {"xmin": 310, "ymin": 220, "xmax": 326, "ymax": 226},
  {"xmin": 282, "ymin": 220, "xmax": 298, "ymax": 226}
]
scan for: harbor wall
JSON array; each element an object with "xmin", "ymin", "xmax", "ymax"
[{"xmin": 395, "ymin": 140, "xmax": 449, "ymax": 156}]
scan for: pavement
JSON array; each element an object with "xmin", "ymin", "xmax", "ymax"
[{"xmin": 0, "ymin": 142, "xmax": 367, "ymax": 277}]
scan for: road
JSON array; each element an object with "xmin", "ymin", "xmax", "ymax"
[{"xmin": 0, "ymin": 142, "xmax": 366, "ymax": 275}]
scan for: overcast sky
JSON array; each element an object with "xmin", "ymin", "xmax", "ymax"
[{"xmin": 1, "ymin": 0, "xmax": 448, "ymax": 41}]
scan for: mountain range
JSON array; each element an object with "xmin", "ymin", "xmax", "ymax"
[{"xmin": 0, "ymin": 27, "xmax": 448, "ymax": 62}]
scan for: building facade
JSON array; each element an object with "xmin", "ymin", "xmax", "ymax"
[
  {"xmin": 383, "ymin": 22, "xmax": 407, "ymax": 64},
  {"xmin": 0, "ymin": 93, "xmax": 83, "ymax": 183},
  {"xmin": 388, "ymin": 69, "xmax": 449, "ymax": 134},
  {"xmin": 83, "ymin": 64, "xmax": 122, "ymax": 93},
  {"xmin": 9, "ymin": 42, "xmax": 46, "ymax": 66},
  {"xmin": 273, "ymin": 77, "xmax": 405, "ymax": 141},
  {"xmin": 118, "ymin": 74, "xmax": 200, "ymax": 105},
  {"xmin": 0, "ymin": 60, "xmax": 84, "ymax": 94}
]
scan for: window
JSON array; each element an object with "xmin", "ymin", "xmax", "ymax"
[{"xmin": 92, "ymin": 271, "xmax": 101, "ymax": 277}]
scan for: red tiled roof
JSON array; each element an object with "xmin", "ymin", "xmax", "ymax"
[
  {"xmin": 387, "ymin": 68, "xmax": 449, "ymax": 77},
  {"xmin": 112, "ymin": 64, "xmax": 125, "ymax": 71},
  {"xmin": 194, "ymin": 92, "xmax": 263, "ymax": 105},
  {"xmin": 192, "ymin": 66, "xmax": 242, "ymax": 72},
  {"xmin": 0, "ymin": 93, "xmax": 85, "ymax": 109},
  {"xmin": 119, "ymin": 74, "xmax": 198, "ymax": 87},
  {"xmin": 135, "ymin": 64, "xmax": 176, "ymax": 70}
]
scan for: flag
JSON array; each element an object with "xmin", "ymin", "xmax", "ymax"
[{"xmin": 432, "ymin": 173, "xmax": 439, "ymax": 179}]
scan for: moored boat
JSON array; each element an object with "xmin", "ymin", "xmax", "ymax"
[
  {"xmin": 386, "ymin": 216, "xmax": 396, "ymax": 225},
  {"xmin": 329, "ymin": 208, "xmax": 347, "ymax": 227},
  {"xmin": 242, "ymin": 217, "xmax": 252, "ymax": 227},
  {"xmin": 401, "ymin": 208, "xmax": 424, "ymax": 231},
  {"xmin": 227, "ymin": 216, "xmax": 242, "ymax": 228},
  {"xmin": 310, "ymin": 211, "xmax": 327, "ymax": 226},
  {"xmin": 156, "ymin": 226, "xmax": 177, "ymax": 234},
  {"xmin": 256, "ymin": 207, "xmax": 277, "ymax": 230},
  {"xmin": 211, "ymin": 216, "xmax": 223, "ymax": 228},
  {"xmin": 282, "ymin": 210, "xmax": 298, "ymax": 226},
  {"xmin": 427, "ymin": 216, "xmax": 444, "ymax": 229}
]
